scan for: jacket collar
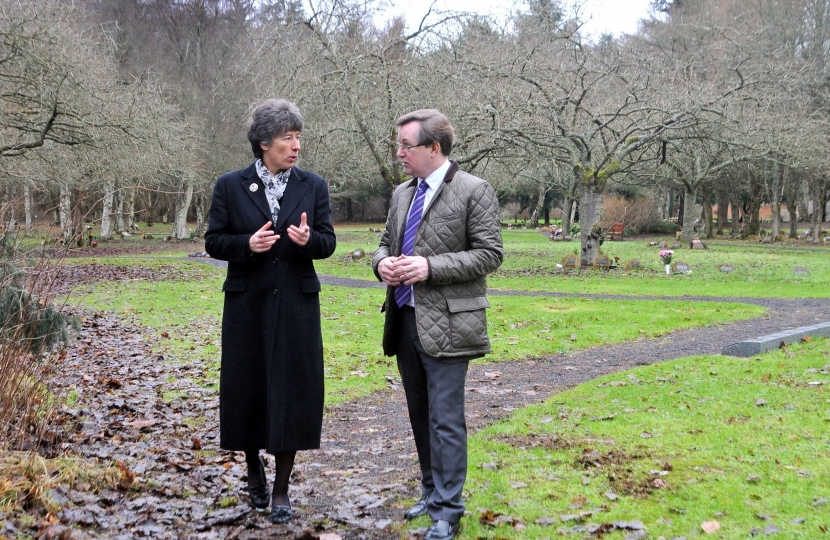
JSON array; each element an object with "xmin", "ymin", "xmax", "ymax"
[{"xmin": 240, "ymin": 163, "xmax": 309, "ymax": 229}]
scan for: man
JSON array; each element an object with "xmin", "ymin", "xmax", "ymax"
[{"xmin": 372, "ymin": 109, "xmax": 503, "ymax": 540}]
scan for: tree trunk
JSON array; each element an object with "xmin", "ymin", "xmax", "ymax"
[
  {"xmin": 745, "ymin": 173, "xmax": 762, "ymax": 235},
  {"xmin": 126, "ymin": 188, "xmax": 136, "ymax": 230},
  {"xmin": 561, "ymin": 196, "xmax": 574, "ymax": 238},
  {"xmin": 810, "ymin": 176, "xmax": 821, "ymax": 243},
  {"xmin": 59, "ymin": 183, "xmax": 73, "ymax": 245},
  {"xmin": 23, "ymin": 183, "xmax": 32, "ymax": 232},
  {"xmin": 100, "ymin": 178, "xmax": 116, "ymax": 239},
  {"xmin": 114, "ymin": 188, "xmax": 125, "ymax": 234},
  {"xmin": 716, "ymin": 189, "xmax": 729, "ymax": 235},
  {"xmin": 730, "ymin": 196, "xmax": 741, "ymax": 236},
  {"xmin": 701, "ymin": 190, "xmax": 714, "ymax": 238},
  {"xmin": 769, "ymin": 160, "xmax": 782, "ymax": 240},
  {"xmin": 529, "ymin": 182, "xmax": 547, "ymax": 229},
  {"xmin": 172, "ymin": 175, "xmax": 194, "ymax": 240},
  {"xmin": 578, "ymin": 183, "xmax": 603, "ymax": 267},
  {"xmin": 2, "ymin": 185, "xmax": 15, "ymax": 231},
  {"xmin": 677, "ymin": 190, "xmax": 685, "ymax": 227},
  {"xmin": 680, "ymin": 184, "xmax": 696, "ymax": 242},
  {"xmin": 195, "ymin": 194, "xmax": 205, "ymax": 237}
]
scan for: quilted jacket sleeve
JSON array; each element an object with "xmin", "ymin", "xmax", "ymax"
[{"xmin": 427, "ymin": 181, "xmax": 503, "ymax": 285}]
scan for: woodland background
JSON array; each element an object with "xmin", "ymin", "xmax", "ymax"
[{"xmin": 2, "ymin": 0, "xmax": 830, "ymax": 264}]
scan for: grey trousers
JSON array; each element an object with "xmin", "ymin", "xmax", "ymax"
[{"xmin": 397, "ymin": 306, "xmax": 471, "ymax": 524}]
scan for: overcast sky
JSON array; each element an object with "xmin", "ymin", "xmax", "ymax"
[{"xmin": 377, "ymin": 0, "xmax": 655, "ymax": 38}]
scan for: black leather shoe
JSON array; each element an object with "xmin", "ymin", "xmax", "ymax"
[
  {"xmin": 270, "ymin": 504, "xmax": 293, "ymax": 524},
  {"xmin": 404, "ymin": 496, "xmax": 429, "ymax": 520},
  {"xmin": 425, "ymin": 520, "xmax": 459, "ymax": 540},
  {"xmin": 247, "ymin": 457, "xmax": 269, "ymax": 510}
]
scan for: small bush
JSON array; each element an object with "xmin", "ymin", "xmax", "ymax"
[
  {"xmin": 650, "ymin": 221, "xmax": 682, "ymax": 234},
  {"xmin": 600, "ymin": 194, "xmax": 663, "ymax": 234},
  {"xmin": 0, "ymin": 226, "xmax": 76, "ymax": 451}
]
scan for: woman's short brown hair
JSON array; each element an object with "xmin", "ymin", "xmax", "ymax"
[{"xmin": 246, "ymin": 99, "xmax": 303, "ymax": 160}]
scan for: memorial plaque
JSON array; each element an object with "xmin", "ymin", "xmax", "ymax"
[
  {"xmin": 593, "ymin": 255, "xmax": 611, "ymax": 269},
  {"xmin": 793, "ymin": 266, "xmax": 810, "ymax": 275},
  {"xmin": 351, "ymin": 248, "xmax": 366, "ymax": 260},
  {"xmin": 672, "ymin": 261, "xmax": 690, "ymax": 273},
  {"xmin": 657, "ymin": 240, "xmax": 667, "ymax": 249},
  {"xmin": 692, "ymin": 241, "xmax": 706, "ymax": 249},
  {"xmin": 718, "ymin": 263, "xmax": 733, "ymax": 273},
  {"xmin": 625, "ymin": 259, "xmax": 643, "ymax": 270},
  {"xmin": 671, "ymin": 242, "xmax": 682, "ymax": 249},
  {"xmin": 562, "ymin": 254, "xmax": 579, "ymax": 269}
]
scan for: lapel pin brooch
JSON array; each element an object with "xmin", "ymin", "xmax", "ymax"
[{"xmin": 249, "ymin": 183, "xmax": 259, "ymax": 192}]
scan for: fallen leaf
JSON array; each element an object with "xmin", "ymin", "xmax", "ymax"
[
  {"xmin": 479, "ymin": 509, "xmax": 501, "ymax": 526},
  {"xmin": 123, "ymin": 418, "xmax": 157, "ymax": 429},
  {"xmin": 701, "ymin": 520, "xmax": 721, "ymax": 534}
]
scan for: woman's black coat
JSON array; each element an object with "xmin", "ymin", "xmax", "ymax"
[{"xmin": 204, "ymin": 163, "xmax": 336, "ymax": 453}]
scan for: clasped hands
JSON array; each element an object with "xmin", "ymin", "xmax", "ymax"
[
  {"xmin": 378, "ymin": 255, "xmax": 429, "ymax": 286},
  {"xmin": 249, "ymin": 212, "xmax": 310, "ymax": 253}
]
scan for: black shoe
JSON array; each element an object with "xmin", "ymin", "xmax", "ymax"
[
  {"xmin": 404, "ymin": 496, "xmax": 429, "ymax": 520},
  {"xmin": 270, "ymin": 504, "xmax": 293, "ymax": 524},
  {"xmin": 425, "ymin": 520, "xmax": 459, "ymax": 540},
  {"xmin": 247, "ymin": 456, "xmax": 269, "ymax": 510}
]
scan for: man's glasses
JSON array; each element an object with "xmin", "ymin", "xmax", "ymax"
[{"xmin": 395, "ymin": 142, "xmax": 426, "ymax": 152}]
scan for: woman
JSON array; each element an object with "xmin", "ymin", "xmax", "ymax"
[{"xmin": 204, "ymin": 99, "xmax": 336, "ymax": 524}]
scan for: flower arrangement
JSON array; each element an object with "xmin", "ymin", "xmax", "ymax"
[{"xmin": 659, "ymin": 249, "xmax": 673, "ymax": 265}]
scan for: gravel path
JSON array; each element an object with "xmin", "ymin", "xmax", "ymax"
[{"xmin": 193, "ymin": 259, "xmax": 830, "ymax": 538}]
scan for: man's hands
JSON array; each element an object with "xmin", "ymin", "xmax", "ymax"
[
  {"xmin": 249, "ymin": 212, "xmax": 310, "ymax": 253},
  {"xmin": 378, "ymin": 255, "xmax": 429, "ymax": 286},
  {"xmin": 249, "ymin": 221, "xmax": 279, "ymax": 253}
]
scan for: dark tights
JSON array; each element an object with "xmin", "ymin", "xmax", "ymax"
[{"xmin": 244, "ymin": 450, "xmax": 296, "ymax": 507}]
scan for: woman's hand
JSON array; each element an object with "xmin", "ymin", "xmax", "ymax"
[
  {"xmin": 288, "ymin": 212, "xmax": 311, "ymax": 246},
  {"xmin": 249, "ymin": 221, "xmax": 279, "ymax": 253}
]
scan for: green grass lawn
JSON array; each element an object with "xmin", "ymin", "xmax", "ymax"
[
  {"xmin": 69, "ymin": 258, "xmax": 763, "ymax": 405},
  {"xmin": 445, "ymin": 337, "xmax": 830, "ymax": 539},
  {"xmin": 319, "ymin": 227, "xmax": 830, "ymax": 298}
]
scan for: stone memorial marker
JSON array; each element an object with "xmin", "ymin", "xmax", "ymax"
[
  {"xmin": 671, "ymin": 242, "xmax": 682, "ymax": 249},
  {"xmin": 351, "ymin": 248, "xmax": 366, "ymax": 260},
  {"xmin": 793, "ymin": 266, "xmax": 810, "ymax": 275},
  {"xmin": 593, "ymin": 254, "xmax": 611, "ymax": 269},
  {"xmin": 657, "ymin": 240, "xmax": 667, "ymax": 249},
  {"xmin": 672, "ymin": 261, "xmax": 690, "ymax": 273},
  {"xmin": 562, "ymin": 254, "xmax": 579, "ymax": 269},
  {"xmin": 625, "ymin": 259, "xmax": 642, "ymax": 270},
  {"xmin": 718, "ymin": 263, "xmax": 733, "ymax": 273},
  {"xmin": 692, "ymin": 241, "xmax": 706, "ymax": 249}
]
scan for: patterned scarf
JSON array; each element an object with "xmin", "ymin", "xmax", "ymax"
[{"xmin": 255, "ymin": 159, "xmax": 291, "ymax": 223}]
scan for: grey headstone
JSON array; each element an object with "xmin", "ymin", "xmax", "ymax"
[
  {"xmin": 657, "ymin": 241, "xmax": 667, "ymax": 249},
  {"xmin": 671, "ymin": 242, "xmax": 682, "ymax": 249},
  {"xmin": 794, "ymin": 267, "xmax": 810, "ymax": 275},
  {"xmin": 722, "ymin": 322, "xmax": 830, "ymax": 357},
  {"xmin": 593, "ymin": 255, "xmax": 610, "ymax": 268},
  {"xmin": 351, "ymin": 248, "xmax": 366, "ymax": 260},
  {"xmin": 562, "ymin": 255, "xmax": 579, "ymax": 269},
  {"xmin": 672, "ymin": 261, "xmax": 690, "ymax": 273},
  {"xmin": 718, "ymin": 264, "xmax": 733, "ymax": 273},
  {"xmin": 625, "ymin": 259, "xmax": 642, "ymax": 270}
]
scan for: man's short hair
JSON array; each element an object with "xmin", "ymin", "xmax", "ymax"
[{"xmin": 395, "ymin": 109, "xmax": 455, "ymax": 156}]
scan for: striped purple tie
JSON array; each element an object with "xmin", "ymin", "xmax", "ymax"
[{"xmin": 394, "ymin": 181, "xmax": 430, "ymax": 307}]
